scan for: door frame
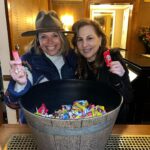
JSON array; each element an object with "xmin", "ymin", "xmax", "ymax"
[{"xmin": 83, "ymin": 0, "xmax": 141, "ymax": 58}]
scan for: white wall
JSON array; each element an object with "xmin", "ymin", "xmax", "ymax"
[
  {"xmin": 0, "ymin": 0, "xmax": 18, "ymax": 124},
  {"xmin": 0, "ymin": 0, "xmax": 10, "ymax": 77}
]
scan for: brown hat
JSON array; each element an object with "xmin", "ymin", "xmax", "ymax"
[{"xmin": 22, "ymin": 10, "xmax": 69, "ymax": 36}]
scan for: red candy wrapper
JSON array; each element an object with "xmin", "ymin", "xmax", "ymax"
[
  {"xmin": 12, "ymin": 50, "xmax": 20, "ymax": 61},
  {"xmin": 103, "ymin": 49, "xmax": 112, "ymax": 67},
  {"xmin": 37, "ymin": 103, "xmax": 49, "ymax": 115}
]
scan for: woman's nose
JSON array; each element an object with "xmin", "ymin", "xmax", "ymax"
[
  {"xmin": 82, "ymin": 40, "xmax": 88, "ymax": 48},
  {"xmin": 47, "ymin": 37, "xmax": 53, "ymax": 43}
]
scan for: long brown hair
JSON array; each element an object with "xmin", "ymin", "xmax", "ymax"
[{"xmin": 72, "ymin": 18, "xmax": 108, "ymax": 79}]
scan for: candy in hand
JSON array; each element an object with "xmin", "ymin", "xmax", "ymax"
[
  {"xmin": 103, "ymin": 49, "xmax": 112, "ymax": 67},
  {"xmin": 12, "ymin": 50, "xmax": 20, "ymax": 61}
]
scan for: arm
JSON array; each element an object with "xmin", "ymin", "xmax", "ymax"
[
  {"xmin": 4, "ymin": 59, "xmax": 33, "ymax": 105},
  {"xmin": 110, "ymin": 49, "xmax": 133, "ymax": 103}
]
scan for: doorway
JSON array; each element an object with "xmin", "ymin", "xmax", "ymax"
[{"xmin": 90, "ymin": 4, "xmax": 133, "ymax": 57}]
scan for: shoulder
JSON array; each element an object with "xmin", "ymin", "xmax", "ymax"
[
  {"xmin": 65, "ymin": 49, "xmax": 77, "ymax": 67},
  {"xmin": 65, "ymin": 49, "xmax": 77, "ymax": 59},
  {"xmin": 21, "ymin": 47, "xmax": 40, "ymax": 61}
]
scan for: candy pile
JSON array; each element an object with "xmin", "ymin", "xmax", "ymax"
[{"xmin": 35, "ymin": 100, "xmax": 106, "ymax": 120}]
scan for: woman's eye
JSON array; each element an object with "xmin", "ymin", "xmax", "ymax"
[
  {"xmin": 87, "ymin": 37, "xmax": 93, "ymax": 40},
  {"xmin": 52, "ymin": 33, "xmax": 59, "ymax": 38},
  {"xmin": 39, "ymin": 35, "xmax": 47, "ymax": 39},
  {"xmin": 77, "ymin": 38, "xmax": 82, "ymax": 42}
]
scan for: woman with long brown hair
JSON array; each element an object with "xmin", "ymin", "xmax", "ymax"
[{"xmin": 72, "ymin": 18, "xmax": 133, "ymax": 123}]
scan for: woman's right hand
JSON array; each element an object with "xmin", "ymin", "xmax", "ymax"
[
  {"xmin": 109, "ymin": 61, "xmax": 125, "ymax": 77},
  {"xmin": 10, "ymin": 59, "xmax": 27, "ymax": 85}
]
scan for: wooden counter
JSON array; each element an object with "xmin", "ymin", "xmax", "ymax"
[
  {"xmin": 0, "ymin": 124, "xmax": 31, "ymax": 149},
  {"xmin": 125, "ymin": 54, "xmax": 150, "ymax": 68},
  {"xmin": 0, "ymin": 124, "xmax": 150, "ymax": 149}
]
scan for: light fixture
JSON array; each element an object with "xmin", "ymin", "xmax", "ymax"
[{"xmin": 61, "ymin": 15, "xmax": 74, "ymax": 31}]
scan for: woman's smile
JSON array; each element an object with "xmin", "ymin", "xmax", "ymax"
[{"xmin": 39, "ymin": 32, "xmax": 61, "ymax": 56}]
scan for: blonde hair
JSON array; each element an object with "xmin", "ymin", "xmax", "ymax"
[
  {"xmin": 25, "ymin": 32, "xmax": 70, "ymax": 56},
  {"xmin": 24, "ymin": 10, "xmax": 70, "ymax": 55}
]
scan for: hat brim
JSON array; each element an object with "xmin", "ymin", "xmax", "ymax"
[{"xmin": 21, "ymin": 28, "xmax": 74, "ymax": 36}]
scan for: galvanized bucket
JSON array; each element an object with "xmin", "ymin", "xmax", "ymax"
[{"xmin": 21, "ymin": 80, "xmax": 123, "ymax": 150}]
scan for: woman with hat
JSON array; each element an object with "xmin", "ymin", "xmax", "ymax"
[{"xmin": 4, "ymin": 10, "xmax": 77, "ymax": 123}]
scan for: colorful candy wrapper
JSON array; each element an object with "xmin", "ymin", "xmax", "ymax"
[
  {"xmin": 37, "ymin": 103, "xmax": 49, "ymax": 115},
  {"xmin": 62, "ymin": 105, "xmax": 72, "ymax": 111},
  {"xmin": 35, "ymin": 100, "xmax": 106, "ymax": 120},
  {"xmin": 75, "ymin": 100, "xmax": 89, "ymax": 107},
  {"xmin": 103, "ymin": 49, "xmax": 112, "ymax": 67},
  {"xmin": 73, "ymin": 102, "xmax": 86, "ymax": 111}
]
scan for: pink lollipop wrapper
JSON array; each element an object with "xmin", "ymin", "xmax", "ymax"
[{"xmin": 12, "ymin": 50, "xmax": 20, "ymax": 61}]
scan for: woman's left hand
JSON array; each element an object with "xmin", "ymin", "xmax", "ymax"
[{"xmin": 109, "ymin": 61, "xmax": 125, "ymax": 77}]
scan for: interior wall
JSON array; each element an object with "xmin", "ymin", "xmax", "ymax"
[
  {"xmin": 7, "ymin": 0, "xmax": 49, "ymax": 56},
  {"xmin": 113, "ymin": 9, "xmax": 123, "ymax": 48},
  {"xmin": 0, "ymin": 0, "xmax": 10, "ymax": 89},
  {"xmin": 126, "ymin": 0, "xmax": 150, "ymax": 57},
  {"xmin": 0, "ymin": 0, "xmax": 16, "ymax": 124},
  {"xmin": 139, "ymin": 1, "xmax": 150, "ymax": 25},
  {"xmin": 135, "ymin": 0, "xmax": 150, "ymax": 54},
  {"xmin": 52, "ymin": 1, "xmax": 84, "ymax": 25}
]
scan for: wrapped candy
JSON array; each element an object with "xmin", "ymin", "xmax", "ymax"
[
  {"xmin": 35, "ymin": 103, "xmax": 49, "ymax": 117},
  {"xmin": 103, "ymin": 49, "xmax": 112, "ymax": 67},
  {"xmin": 35, "ymin": 100, "xmax": 106, "ymax": 120}
]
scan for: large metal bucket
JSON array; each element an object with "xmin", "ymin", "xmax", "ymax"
[{"xmin": 21, "ymin": 80, "xmax": 123, "ymax": 150}]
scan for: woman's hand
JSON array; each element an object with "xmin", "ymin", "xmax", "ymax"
[
  {"xmin": 10, "ymin": 59, "xmax": 27, "ymax": 85},
  {"xmin": 109, "ymin": 61, "xmax": 125, "ymax": 77}
]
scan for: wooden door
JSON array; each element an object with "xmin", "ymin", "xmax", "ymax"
[{"xmin": 5, "ymin": 0, "xmax": 50, "ymax": 56}]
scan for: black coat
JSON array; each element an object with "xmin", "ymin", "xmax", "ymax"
[{"xmin": 82, "ymin": 50, "xmax": 133, "ymax": 123}]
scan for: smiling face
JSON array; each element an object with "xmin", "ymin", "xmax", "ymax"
[
  {"xmin": 76, "ymin": 25, "xmax": 102, "ymax": 62},
  {"xmin": 38, "ymin": 32, "xmax": 62, "ymax": 56}
]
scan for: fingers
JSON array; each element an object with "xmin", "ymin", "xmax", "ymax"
[
  {"xmin": 10, "ymin": 60, "xmax": 22, "ymax": 73},
  {"xmin": 10, "ymin": 65, "xmax": 27, "ymax": 85},
  {"xmin": 109, "ymin": 61, "xmax": 125, "ymax": 77},
  {"xmin": 10, "ymin": 60, "xmax": 22, "ymax": 66},
  {"xmin": 10, "ymin": 65, "xmax": 24, "ymax": 75},
  {"xmin": 9, "ymin": 59, "xmax": 27, "ymax": 84}
]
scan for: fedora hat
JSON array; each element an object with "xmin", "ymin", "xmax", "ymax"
[{"xmin": 22, "ymin": 10, "xmax": 70, "ymax": 36}]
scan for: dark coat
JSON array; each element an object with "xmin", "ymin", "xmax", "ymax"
[
  {"xmin": 4, "ymin": 47, "xmax": 77, "ymax": 123},
  {"xmin": 81, "ymin": 50, "xmax": 133, "ymax": 123}
]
